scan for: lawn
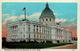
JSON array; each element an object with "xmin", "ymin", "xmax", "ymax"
[{"xmin": 2, "ymin": 42, "xmax": 72, "ymax": 49}]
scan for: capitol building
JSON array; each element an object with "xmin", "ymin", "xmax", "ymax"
[{"xmin": 6, "ymin": 3, "xmax": 72, "ymax": 43}]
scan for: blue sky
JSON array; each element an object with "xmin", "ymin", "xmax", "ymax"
[{"xmin": 2, "ymin": 2, "xmax": 77, "ymax": 26}]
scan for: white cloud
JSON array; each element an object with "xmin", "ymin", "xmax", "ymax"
[
  {"xmin": 2, "ymin": 14, "xmax": 11, "ymax": 20},
  {"xmin": 55, "ymin": 18, "xmax": 67, "ymax": 23},
  {"xmin": 2, "ymin": 12, "xmax": 41, "ymax": 25},
  {"xmin": 27, "ymin": 13, "xmax": 41, "ymax": 21},
  {"xmin": 3, "ymin": 14, "xmax": 10, "ymax": 17},
  {"xmin": 3, "ymin": 12, "xmax": 76, "ymax": 27},
  {"xmin": 29, "ymin": 13, "xmax": 41, "ymax": 18},
  {"xmin": 69, "ymin": 18, "xmax": 76, "ymax": 22},
  {"xmin": 2, "ymin": 15, "xmax": 18, "ymax": 25}
]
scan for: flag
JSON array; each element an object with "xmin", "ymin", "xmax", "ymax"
[{"xmin": 23, "ymin": 7, "xmax": 26, "ymax": 11}]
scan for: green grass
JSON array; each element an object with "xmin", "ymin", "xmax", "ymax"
[{"xmin": 3, "ymin": 42, "xmax": 72, "ymax": 49}]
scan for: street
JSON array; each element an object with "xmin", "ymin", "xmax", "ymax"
[{"xmin": 49, "ymin": 43, "xmax": 77, "ymax": 49}]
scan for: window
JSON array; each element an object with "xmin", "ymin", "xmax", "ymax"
[
  {"xmin": 24, "ymin": 35, "xmax": 25, "ymax": 38},
  {"xmin": 37, "ymin": 29, "xmax": 38, "ymax": 32},
  {"xmin": 40, "ymin": 26, "xmax": 41, "ymax": 32},
  {"xmin": 34, "ymin": 25, "xmax": 35, "ymax": 32},
  {"xmin": 11, "ymin": 25, "xmax": 18, "ymax": 29},
  {"xmin": 46, "ymin": 19, "xmax": 48, "ymax": 21},
  {"xmin": 43, "ymin": 19, "xmax": 44, "ymax": 21},
  {"xmin": 40, "ymin": 35, "xmax": 41, "ymax": 39},
  {"xmin": 44, "ymin": 36, "xmax": 45, "ymax": 39},
  {"xmin": 34, "ymin": 25, "xmax": 35, "ymax": 27},
  {"xmin": 34, "ymin": 34, "xmax": 35, "ymax": 37},
  {"xmin": 50, "ymin": 18, "xmax": 51, "ymax": 21},
  {"xmin": 28, "ymin": 25, "xmax": 30, "ymax": 31},
  {"xmin": 37, "ymin": 35, "xmax": 38, "ymax": 38}
]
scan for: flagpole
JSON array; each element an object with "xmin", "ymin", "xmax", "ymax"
[
  {"xmin": 23, "ymin": 7, "xmax": 26, "ymax": 20},
  {"xmin": 25, "ymin": 8, "xmax": 26, "ymax": 20}
]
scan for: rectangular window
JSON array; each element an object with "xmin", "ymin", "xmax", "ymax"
[
  {"xmin": 43, "ymin": 19, "xmax": 44, "ymax": 21},
  {"xmin": 50, "ymin": 18, "xmax": 51, "ymax": 21}
]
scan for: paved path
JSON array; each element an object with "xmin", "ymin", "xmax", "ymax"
[{"xmin": 49, "ymin": 43, "xmax": 77, "ymax": 49}]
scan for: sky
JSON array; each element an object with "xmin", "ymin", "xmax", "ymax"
[{"xmin": 2, "ymin": 2, "xmax": 77, "ymax": 38}]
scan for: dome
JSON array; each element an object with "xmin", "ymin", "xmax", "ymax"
[{"xmin": 40, "ymin": 3, "xmax": 55, "ymax": 19}]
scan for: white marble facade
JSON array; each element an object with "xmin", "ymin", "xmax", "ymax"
[
  {"xmin": 6, "ymin": 19, "xmax": 72, "ymax": 43},
  {"xmin": 6, "ymin": 3, "xmax": 72, "ymax": 43},
  {"xmin": 6, "ymin": 20, "xmax": 51, "ymax": 42}
]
